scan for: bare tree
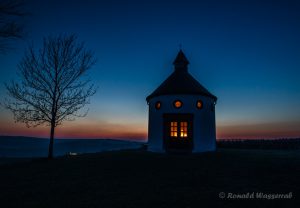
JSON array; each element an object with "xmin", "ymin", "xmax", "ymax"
[
  {"xmin": 5, "ymin": 35, "xmax": 97, "ymax": 159},
  {"xmin": 0, "ymin": 0, "xmax": 26, "ymax": 52}
]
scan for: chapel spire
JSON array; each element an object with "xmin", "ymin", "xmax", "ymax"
[{"xmin": 173, "ymin": 49, "xmax": 189, "ymax": 72}]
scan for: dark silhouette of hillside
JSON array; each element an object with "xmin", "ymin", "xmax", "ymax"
[
  {"xmin": 0, "ymin": 149, "xmax": 299, "ymax": 207},
  {"xmin": 217, "ymin": 138, "xmax": 300, "ymax": 150}
]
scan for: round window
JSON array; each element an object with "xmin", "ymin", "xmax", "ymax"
[
  {"xmin": 173, "ymin": 100, "xmax": 183, "ymax": 108},
  {"xmin": 196, "ymin": 100, "xmax": 203, "ymax": 109},
  {"xmin": 155, "ymin": 101, "xmax": 161, "ymax": 109}
]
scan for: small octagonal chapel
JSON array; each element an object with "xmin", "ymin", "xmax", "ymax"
[{"xmin": 146, "ymin": 50, "xmax": 217, "ymax": 153}]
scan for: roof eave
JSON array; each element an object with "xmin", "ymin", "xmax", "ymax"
[{"xmin": 146, "ymin": 92, "xmax": 217, "ymax": 102}]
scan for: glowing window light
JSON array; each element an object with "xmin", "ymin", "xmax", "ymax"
[
  {"xmin": 155, "ymin": 101, "xmax": 161, "ymax": 109},
  {"xmin": 170, "ymin": 122, "xmax": 178, "ymax": 137},
  {"xmin": 196, "ymin": 100, "xmax": 203, "ymax": 109},
  {"xmin": 174, "ymin": 100, "xmax": 182, "ymax": 108},
  {"xmin": 180, "ymin": 122, "xmax": 188, "ymax": 138}
]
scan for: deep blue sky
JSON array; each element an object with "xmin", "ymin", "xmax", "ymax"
[{"xmin": 0, "ymin": 0, "xmax": 300, "ymax": 140}]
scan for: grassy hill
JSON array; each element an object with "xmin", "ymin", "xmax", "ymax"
[
  {"xmin": 0, "ymin": 149, "xmax": 299, "ymax": 208},
  {"xmin": 0, "ymin": 136, "xmax": 144, "ymax": 158}
]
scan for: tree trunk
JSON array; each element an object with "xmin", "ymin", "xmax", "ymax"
[{"xmin": 48, "ymin": 121, "xmax": 55, "ymax": 159}]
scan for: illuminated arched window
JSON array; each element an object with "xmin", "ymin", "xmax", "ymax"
[
  {"xmin": 155, "ymin": 101, "xmax": 161, "ymax": 110},
  {"xmin": 196, "ymin": 100, "xmax": 203, "ymax": 109},
  {"xmin": 173, "ymin": 100, "xmax": 182, "ymax": 108}
]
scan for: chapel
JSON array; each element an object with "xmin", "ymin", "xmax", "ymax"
[{"xmin": 146, "ymin": 50, "xmax": 217, "ymax": 153}]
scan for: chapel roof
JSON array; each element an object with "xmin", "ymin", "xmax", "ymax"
[{"xmin": 146, "ymin": 50, "xmax": 217, "ymax": 102}]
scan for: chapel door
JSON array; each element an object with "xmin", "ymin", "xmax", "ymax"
[{"xmin": 163, "ymin": 114, "xmax": 193, "ymax": 153}]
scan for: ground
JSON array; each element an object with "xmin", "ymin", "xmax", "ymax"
[{"xmin": 0, "ymin": 148, "xmax": 299, "ymax": 208}]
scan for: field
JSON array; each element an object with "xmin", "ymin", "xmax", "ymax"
[{"xmin": 0, "ymin": 148, "xmax": 299, "ymax": 208}]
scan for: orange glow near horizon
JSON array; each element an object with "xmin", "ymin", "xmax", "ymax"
[
  {"xmin": 0, "ymin": 118, "xmax": 299, "ymax": 141},
  {"xmin": 0, "ymin": 119, "xmax": 147, "ymax": 141},
  {"xmin": 217, "ymin": 121, "xmax": 300, "ymax": 139}
]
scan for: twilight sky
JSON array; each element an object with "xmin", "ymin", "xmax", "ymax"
[{"xmin": 0, "ymin": 0, "xmax": 300, "ymax": 141}]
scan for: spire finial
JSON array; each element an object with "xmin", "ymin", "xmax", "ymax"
[{"xmin": 179, "ymin": 43, "xmax": 182, "ymax": 50}]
